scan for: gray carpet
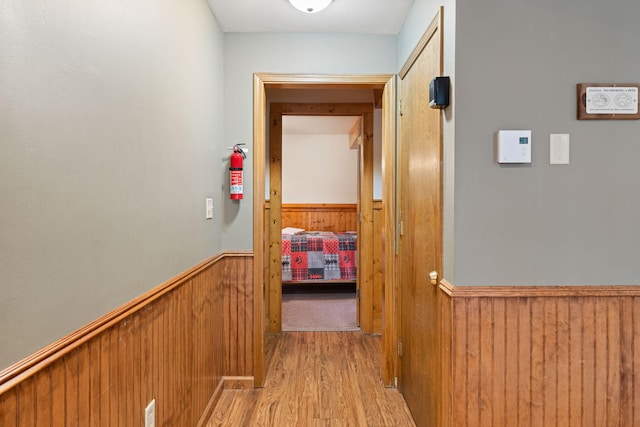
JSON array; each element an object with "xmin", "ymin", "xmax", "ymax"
[{"xmin": 282, "ymin": 292, "xmax": 359, "ymax": 331}]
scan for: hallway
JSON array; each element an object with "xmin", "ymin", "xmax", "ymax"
[{"xmin": 208, "ymin": 332, "xmax": 416, "ymax": 426}]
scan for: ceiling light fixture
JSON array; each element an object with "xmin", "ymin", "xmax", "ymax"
[{"xmin": 288, "ymin": 0, "xmax": 333, "ymax": 14}]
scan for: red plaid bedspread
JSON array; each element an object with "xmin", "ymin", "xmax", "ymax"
[{"xmin": 282, "ymin": 231, "xmax": 357, "ymax": 282}]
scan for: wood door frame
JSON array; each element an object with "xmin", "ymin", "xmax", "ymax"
[
  {"xmin": 253, "ymin": 74, "xmax": 397, "ymax": 387},
  {"xmin": 268, "ymin": 102, "xmax": 374, "ymax": 336}
]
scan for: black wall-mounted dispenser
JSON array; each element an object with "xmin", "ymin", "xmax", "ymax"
[{"xmin": 429, "ymin": 76, "xmax": 450, "ymax": 109}]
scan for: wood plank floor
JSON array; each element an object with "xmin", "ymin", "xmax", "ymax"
[{"xmin": 208, "ymin": 332, "xmax": 416, "ymax": 426}]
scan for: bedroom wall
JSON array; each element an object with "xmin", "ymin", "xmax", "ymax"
[
  {"xmin": 0, "ymin": 0, "xmax": 224, "ymax": 369},
  {"xmin": 453, "ymin": 0, "xmax": 640, "ymax": 285},
  {"xmin": 282, "ymin": 134, "xmax": 357, "ymax": 204},
  {"xmin": 222, "ymin": 33, "xmax": 397, "ymax": 250}
]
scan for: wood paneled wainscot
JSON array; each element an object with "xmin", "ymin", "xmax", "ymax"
[
  {"xmin": 439, "ymin": 282, "xmax": 640, "ymax": 427},
  {"xmin": 281, "ymin": 203, "xmax": 357, "ymax": 232},
  {"xmin": 0, "ymin": 253, "xmax": 253, "ymax": 427}
]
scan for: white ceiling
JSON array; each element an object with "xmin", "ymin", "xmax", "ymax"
[{"xmin": 207, "ymin": 0, "xmax": 415, "ymax": 34}]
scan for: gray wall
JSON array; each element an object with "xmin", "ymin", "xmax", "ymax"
[
  {"xmin": 453, "ymin": 0, "xmax": 640, "ymax": 285},
  {"xmin": 222, "ymin": 33, "xmax": 397, "ymax": 250},
  {"xmin": 0, "ymin": 0, "xmax": 224, "ymax": 369}
]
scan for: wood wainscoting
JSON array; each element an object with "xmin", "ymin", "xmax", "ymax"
[
  {"xmin": 439, "ymin": 281, "xmax": 640, "ymax": 427},
  {"xmin": 281, "ymin": 203, "xmax": 357, "ymax": 232},
  {"xmin": 0, "ymin": 253, "xmax": 253, "ymax": 427}
]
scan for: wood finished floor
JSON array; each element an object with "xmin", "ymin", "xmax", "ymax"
[{"xmin": 208, "ymin": 332, "xmax": 416, "ymax": 426}]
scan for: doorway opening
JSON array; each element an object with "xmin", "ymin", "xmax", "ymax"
[
  {"xmin": 252, "ymin": 75, "xmax": 397, "ymax": 387},
  {"xmin": 280, "ymin": 114, "xmax": 360, "ymax": 332}
]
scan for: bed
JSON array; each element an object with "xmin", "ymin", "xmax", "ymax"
[{"xmin": 282, "ymin": 230, "xmax": 357, "ymax": 283}]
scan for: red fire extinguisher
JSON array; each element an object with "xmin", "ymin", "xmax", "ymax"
[{"xmin": 229, "ymin": 144, "xmax": 246, "ymax": 200}]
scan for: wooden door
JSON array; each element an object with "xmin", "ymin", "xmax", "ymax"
[{"xmin": 397, "ymin": 11, "xmax": 443, "ymax": 427}]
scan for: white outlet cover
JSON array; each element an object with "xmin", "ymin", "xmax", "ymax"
[{"xmin": 145, "ymin": 399, "xmax": 155, "ymax": 427}]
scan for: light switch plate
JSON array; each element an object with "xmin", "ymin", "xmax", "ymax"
[
  {"xmin": 550, "ymin": 134, "xmax": 570, "ymax": 164},
  {"xmin": 205, "ymin": 198, "xmax": 214, "ymax": 219}
]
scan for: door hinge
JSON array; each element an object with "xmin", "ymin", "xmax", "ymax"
[
  {"xmin": 356, "ymin": 289, "xmax": 360, "ymax": 299},
  {"xmin": 398, "ymin": 220, "xmax": 404, "ymax": 236},
  {"xmin": 399, "ymin": 99, "xmax": 404, "ymax": 116},
  {"xmin": 397, "ymin": 340, "xmax": 403, "ymax": 357},
  {"xmin": 394, "ymin": 376, "xmax": 398, "ymax": 388}
]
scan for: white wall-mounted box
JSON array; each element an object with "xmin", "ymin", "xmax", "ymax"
[{"xmin": 496, "ymin": 130, "xmax": 532, "ymax": 164}]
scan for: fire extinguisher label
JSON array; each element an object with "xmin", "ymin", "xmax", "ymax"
[{"xmin": 230, "ymin": 170, "xmax": 243, "ymax": 194}]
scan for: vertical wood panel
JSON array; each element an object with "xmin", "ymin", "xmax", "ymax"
[
  {"xmin": 0, "ymin": 253, "xmax": 253, "ymax": 427},
  {"xmin": 542, "ymin": 298, "xmax": 557, "ymax": 427},
  {"xmin": 581, "ymin": 298, "xmax": 596, "ymax": 427},
  {"xmin": 452, "ymin": 299, "xmax": 467, "ymax": 427},
  {"xmin": 16, "ymin": 378, "xmax": 35, "ymax": 427},
  {"xmin": 440, "ymin": 290, "xmax": 452, "ymax": 427},
  {"xmin": 51, "ymin": 359, "xmax": 65, "ymax": 427},
  {"xmin": 594, "ymin": 298, "xmax": 607, "ymax": 427},
  {"xmin": 606, "ymin": 298, "xmax": 621, "ymax": 427},
  {"xmin": 478, "ymin": 299, "xmax": 493, "ymax": 427},
  {"xmin": 633, "ymin": 297, "xmax": 640, "ymax": 427},
  {"xmin": 530, "ymin": 298, "xmax": 544, "ymax": 427},
  {"xmin": 517, "ymin": 298, "xmax": 532, "ymax": 427},
  {"xmin": 567, "ymin": 298, "xmax": 584, "ymax": 427},
  {"xmin": 556, "ymin": 299, "xmax": 570, "ymax": 427},
  {"xmin": 34, "ymin": 368, "xmax": 52, "ymax": 426},
  {"xmin": 466, "ymin": 299, "xmax": 480, "ymax": 427},
  {"xmin": 568, "ymin": 298, "xmax": 582, "ymax": 427},
  {"xmin": 619, "ymin": 298, "xmax": 633, "ymax": 427},
  {"xmin": 0, "ymin": 388, "xmax": 17, "ymax": 426},
  {"xmin": 491, "ymin": 299, "xmax": 506, "ymax": 427},
  {"xmin": 503, "ymin": 300, "xmax": 518, "ymax": 427},
  {"xmin": 88, "ymin": 337, "xmax": 101, "ymax": 427},
  {"xmin": 446, "ymin": 287, "xmax": 640, "ymax": 427}
]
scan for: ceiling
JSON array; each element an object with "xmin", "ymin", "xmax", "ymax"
[{"xmin": 206, "ymin": 0, "xmax": 415, "ymax": 34}]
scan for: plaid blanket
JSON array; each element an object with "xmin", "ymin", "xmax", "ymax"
[{"xmin": 282, "ymin": 231, "xmax": 357, "ymax": 282}]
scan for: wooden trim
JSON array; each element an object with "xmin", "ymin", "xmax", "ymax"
[
  {"xmin": 222, "ymin": 376, "xmax": 255, "ymax": 390},
  {"xmin": 281, "ymin": 203, "xmax": 357, "ymax": 212},
  {"xmin": 380, "ymin": 75, "xmax": 397, "ymax": 386},
  {"xmin": 268, "ymin": 107, "xmax": 283, "ymax": 333},
  {"xmin": 253, "ymin": 73, "xmax": 398, "ymax": 388},
  {"xmin": 359, "ymin": 110, "xmax": 375, "ymax": 333},
  {"xmin": 195, "ymin": 378, "xmax": 225, "ymax": 427},
  {"xmin": 254, "ymin": 74, "xmax": 391, "ymax": 89},
  {"xmin": 0, "ymin": 252, "xmax": 250, "ymax": 390},
  {"xmin": 440, "ymin": 279, "xmax": 640, "ymax": 298},
  {"xmin": 271, "ymin": 102, "xmax": 373, "ymax": 115},
  {"xmin": 253, "ymin": 74, "xmax": 267, "ymax": 387},
  {"xmin": 267, "ymin": 103, "xmax": 376, "ymax": 334},
  {"xmin": 349, "ymin": 116, "xmax": 362, "ymax": 149}
]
